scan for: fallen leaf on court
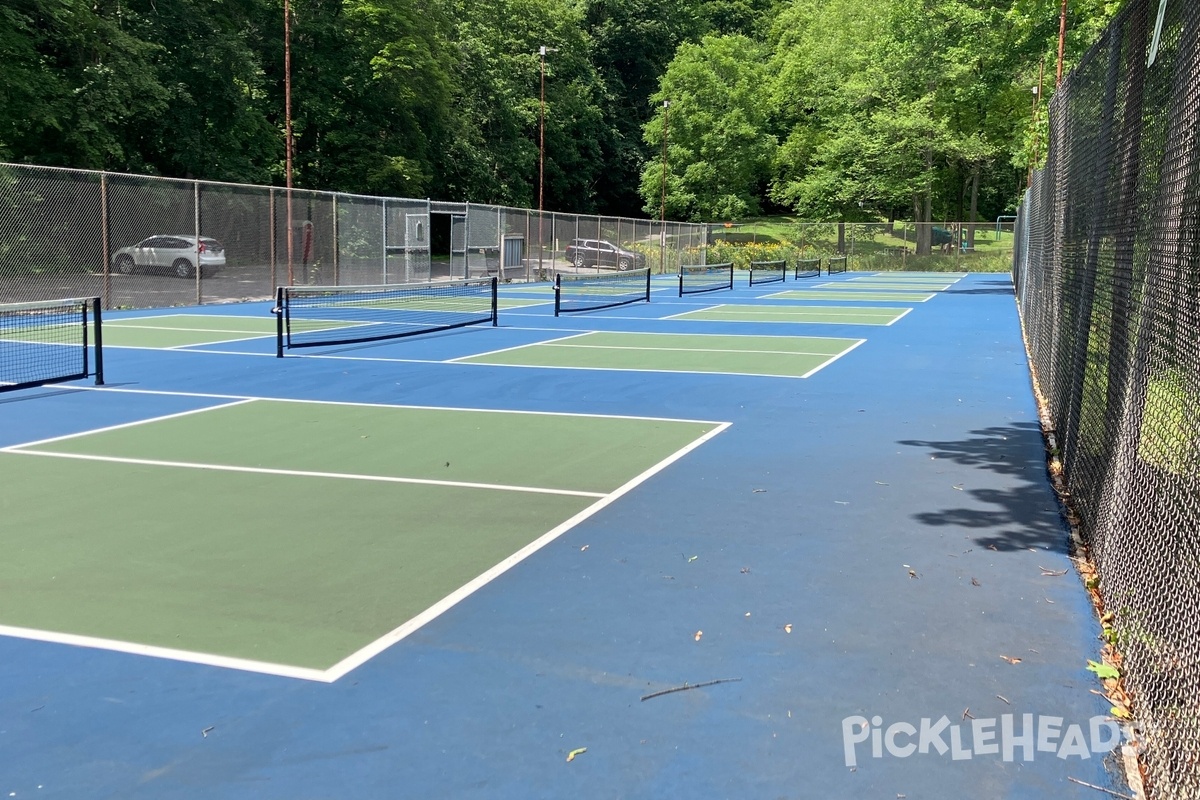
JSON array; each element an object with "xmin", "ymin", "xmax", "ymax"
[
  {"xmin": 580, "ymin": 545, "xmax": 589, "ymax": 552},
  {"xmin": 834, "ymin": 500, "xmax": 849, "ymax": 505},
  {"xmin": 752, "ymin": 488, "xmax": 766, "ymax": 493},
  {"xmin": 566, "ymin": 747, "xmax": 587, "ymax": 762},
  {"xmin": 1086, "ymin": 660, "xmax": 1120, "ymax": 680},
  {"xmin": 1110, "ymin": 706, "xmax": 1132, "ymax": 719},
  {"xmin": 687, "ymin": 555, "xmax": 698, "ymax": 562},
  {"xmin": 740, "ymin": 567, "xmax": 750, "ymax": 574},
  {"xmin": 908, "ymin": 569, "xmax": 919, "ymax": 579},
  {"xmin": 1000, "ymin": 655, "xmax": 1022, "ymax": 665},
  {"xmin": 1040, "ymin": 566, "xmax": 1068, "ymax": 576},
  {"xmin": 952, "ymin": 484, "xmax": 964, "ymax": 491},
  {"xmin": 694, "ymin": 630, "xmax": 703, "ymax": 641},
  {"xmin": 971, "ymin": 578, "xmax": 981, "ymax": 586},
  {"xmin": 784, "ymin": 624, "xmax": 792, "ymax": 633},
  {"xmin": 1044, "ymin": 597, "xmax": 1055, "ymax": 604},
  {"xmin": 745, "ymin": 612, "xmax": 751, "ymax": 617},
  {"xmin": 875, "ymin": 481, "xmax": 889, "ymax": 485}
]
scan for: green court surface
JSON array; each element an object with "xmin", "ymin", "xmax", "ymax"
[
  {"xmin": 101, "ymin": 303, "xmax": 542, "ymax": 349},
  {"xmin": 102, "ymin": 314, "xmax": 276, "ymax": 347},
  {"xmin": 764, "ymin": 289, "xmax": 935, "ymax": 302},
  {"xmin": 816, "ymin": 281, "xmax": 952, "ymax": 291},
  {"xmin": 454, "ymin": 331, "xmax": 863, "ymax": 378},
  {"xmin": 0, "ymin": 399, "xmax": 723, "ymax": 672},
  {"xmin": 668, "ymin": 304, "xmax": 910, "ymax": 325},
  {"xmin": 854, "ymin": 272, "xmax": 966, "ymax": 278}
]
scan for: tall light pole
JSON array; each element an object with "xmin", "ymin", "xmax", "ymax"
[
  {"xmin": 284, "ymin": 0, "xmax": 295, "ymax": 286},
  {"xmin": 538, "ymin": 46, "xmax": 557, "ymax": 275},
  {"xmin": 660, "ymin": 99, "xmax": 670, "ymax": 272}
]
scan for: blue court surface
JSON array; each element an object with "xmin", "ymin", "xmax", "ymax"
[{"xmin": 0, "ymin": 271, "xmax": 1125, "ymax": 799}]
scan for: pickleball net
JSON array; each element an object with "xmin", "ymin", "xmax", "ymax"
[
  {"xmin": 679, "ymin": 263, "xmax": 734, "ymax": 296},
  {"xmin": 555, "ymin": 268, "xmax": 651, "ymax": 316},
  {"xmin": 0, "ymin": 297, "xmax": 104, "ymax": 392},
  {"xmin": 274, "ymin": 278, "xmax": 498, "ymax": 355},
  {"xmin": 749, "ymin": 260, "xmax": 786, "ymax": 286},
  {"xmin": 794, "ymin": 258, "xmax": 821, "ymax": 279},
  {"xmin": 827, "ymin": 256, "xmax": 848, "ymax": 274}
]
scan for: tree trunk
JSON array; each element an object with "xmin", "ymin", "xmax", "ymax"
[
  {"xmin": 837, "ymin": 221, "xmax": 845, "ymax": 254},
  {"xmin": 914, "ymin": 193, "xmax": 931, "ymax": 255},
  {"xmin": 967, "ymin": 165, "xmax": 980, "ymax": 249}
]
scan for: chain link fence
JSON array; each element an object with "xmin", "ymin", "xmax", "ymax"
[
  {"xmin": 0, "ymin": 163, "xmax": 708, "ymax": 308},
  {"xmin": 709, "ymin": 220, "xmax": 1015, "ymax": 273},
  {"xmin": 1014, "ymin": 1, "xmax": 1200, "ymax": 797}
]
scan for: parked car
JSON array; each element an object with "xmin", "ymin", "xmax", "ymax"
[
  {"xmin": 111, "ymin": 235, "xmax": 226, "ymax": 278},
  {"xmin": 563, "ymin": 238, "xmax": 646, "ymax": 270}
]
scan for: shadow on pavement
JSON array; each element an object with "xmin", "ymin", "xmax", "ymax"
[{"xmin": 898, "ymin": 422, "xmax": 1070, "ymax": 553}]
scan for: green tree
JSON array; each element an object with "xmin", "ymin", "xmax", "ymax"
[
  {"xmin": 639, "ymin": 34, "xmax": 777, "ymax": 221},
  {"xmin": 0, "ymin": 0, "xmax": 168, "ymax": 170},
  {"xmin": 581, "ymin": 0, "xmax": 703, "ymax": 215},
  {"xmin": 441, "ymin": 0, "xmax": 607, "ymax": 210}
]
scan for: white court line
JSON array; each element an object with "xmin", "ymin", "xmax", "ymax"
[
  {"xmin": 0, "ymin": 417, "xmax": 732, "ymax": 682},
  {"xmin": 761, "ymin": 290, "xmax": 935, "ymax": 302},
  {"xmin": 800, "ymin": 338, "xmax": 867, "ymax": 378},
  {"xmin": 658, "ymin": 306, "xmax": 908, "ymax": 324},
  {"xmin": 816, "ymin": 282, "xmax": 952, "ymax": 291},
  {"xmin": 408, "ymin": 361, "xmax": 817, "ymax": 380},
  {"xmin": 73, "ymin": 386, "xmax": 727, "ymax": 426},
  {"xmin": 4, "ymin": 450, "xmax": 607, "ymax": 498},
  {"xmin": 2, "ymin": 399, "xmax": 255, "ymax": 450},
  {"xmin": 445, "ymin": 332, "xmax": 593, "ymax": 362},
  {"xmin": 0, "ymin": 623, "xmax": 329, "ymax": 682},
  {"xmin": 166, "ymin": 333, "xmax": 277, "ymax": 350},
  {"xmin": 107, "ymin": 323, "xmax": 273, "ymax": 334},
  {"xmin": 501, "ymin": 326, "xmax": 861, "ymax": 341},
  {"xmin": 541, "ymin": 343, "xmax": 850, "ymax": 357},
  {"xmin": 321, "ymin": 421, "xmax": 733, "ymax": 681},
  {"xmin": 885, "ymin": 308, "xmax": 915, "ymax": 326}
]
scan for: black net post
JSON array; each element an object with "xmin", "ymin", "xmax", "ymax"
[
  {"xmin": 90, "ymin": 297, "xmax": 104, "ymax": 385},
  {"xmin": 275, "ymin": 286, "xmax": 285, "ymax": 358}
]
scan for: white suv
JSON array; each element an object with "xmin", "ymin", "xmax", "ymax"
[{"xmin": 111, "ymin": 235, "xmax": 226, "ymax": 278}]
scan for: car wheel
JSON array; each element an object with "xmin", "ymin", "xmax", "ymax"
[
  {"xmin": 173, "ymin": 258, "xmax": 194, "ymax": 278},
  {"xmin": 573, "ymin": 252, "xmax": 585, "ymax": 268},
  {"xmin": 617, "ymin": 257, "xmax": 630, "ymax": 271},
  {"xmin": 114, "ymin": 255, "xmax": 135, "ymax": 275}
]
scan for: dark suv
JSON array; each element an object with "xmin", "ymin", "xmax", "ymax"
[{"xmin": 563, "ymin": 239, "xmax": 646, "ymax": 270}]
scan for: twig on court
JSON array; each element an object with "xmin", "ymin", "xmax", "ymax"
[
  {"xmin": 641, "ymin": 678, "xmax": 742, "ymax": 702},
  {"xmin": 1065, "ymin": 777, "xmax": 1136, "ymax": 800}
]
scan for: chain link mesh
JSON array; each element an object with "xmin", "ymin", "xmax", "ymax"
[
  {"xmin": 0, "ymin": 164, "xmax": 708, "ymax": 309},
  {"xmin": 1014, "ymin": 1, "xmax": 1200, "ymax": 796}
]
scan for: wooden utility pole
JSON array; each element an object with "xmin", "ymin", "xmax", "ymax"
[
  {"xmin": 1028, "ymin": 58, "xmax": 1045, "ymax": 187},
  {"xmin": 1056, "ymin": 0, "xmax": 1068, "ymax": 86},
  {"xmin": 284, "ymin": 0, "xmax": 294, "ymax": 286}
]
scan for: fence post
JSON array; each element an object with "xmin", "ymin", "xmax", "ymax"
[
  {"xmin": 194, "ymin": 180, "xmax": 201, "ymax": 305},
  {"xmin": 331, "ymin": 194, "xmax": 339, "ymax": 286},
  {"xmin": 269, "ymin": 188, "xmax": 276, "ymax": 290},
  {"xmin": 100, "ymin": 172, "xmax": 111, "ymax": 310}
]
